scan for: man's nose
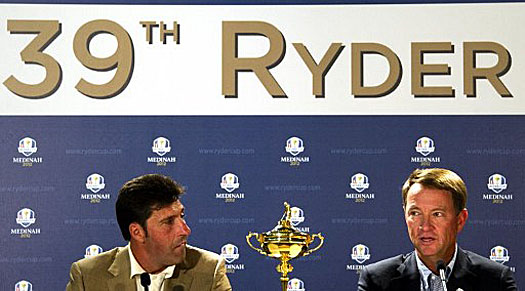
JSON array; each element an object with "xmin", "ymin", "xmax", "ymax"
[
  {"xmin": 181, "ymin": 220, "xmax": 191, "ymax": 236},
  {"xmin": 419, "ymin": 216, "xmax": 433, "ymax": 231}
]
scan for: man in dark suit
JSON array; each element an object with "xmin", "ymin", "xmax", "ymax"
[
  {"xmin": 358, "ymin": 168, "xmax": 517, "ymax": 291},
  {"xmin": 66, "ymin": 174, "xmax": 232, "ymax": 291}
]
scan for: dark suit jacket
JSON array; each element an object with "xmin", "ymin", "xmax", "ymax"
[
  {"xmin": 358, "ymin": 248, "xmax": 517, "ymax": 291},
  {"xmin": 66, "ymin": 245, "xmax": 232, "ymax": 291}
]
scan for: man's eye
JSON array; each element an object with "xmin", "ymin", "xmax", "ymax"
[
  {"xmin": 433, "ymin": 212, "xmax": 444, "ymax": 217},
  {"xmin": 410, "ymin": 211, "xmax": 420, "ymax": 216}
]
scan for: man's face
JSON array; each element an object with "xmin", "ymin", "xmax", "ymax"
[
  {"xmin": 404, "ymin": 183, "xmax": 467, "ymax": 266},
  {"xmin": 143, "ymin": 200, "xmax": 191, "ymax": 268}
]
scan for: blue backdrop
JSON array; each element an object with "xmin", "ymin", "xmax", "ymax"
[{"xmin": 0, "ymin": 115, "xmax": 522, "ymax": 290}]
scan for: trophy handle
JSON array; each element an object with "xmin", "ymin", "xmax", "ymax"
[
  {"xmin": 303, "ymin": 233, "xmax": 324, "ymax": 256},
  {"xmin": 246, "ymin": 232, "xmax": 266, "ymax": 255}
]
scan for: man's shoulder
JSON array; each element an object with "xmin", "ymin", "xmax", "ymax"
[
  {"xmin": 462, "ymin": 249, "xmax": 511, "ymax": 275},
  {"xmin": 185, "ymin": 245, "xmax": 223, "ymax": 267},
  {"xmin": 364, "ymin": 253, "xmax": 411, "ymax": 275},
  {"xmin": 73, "ymin": 247, "xmax": 123, "ymax": 270},
  {"xmin": 358, "ymin": 252, "xmax": 416, "ymax": 290}
]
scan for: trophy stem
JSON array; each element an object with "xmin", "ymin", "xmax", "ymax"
[
  {"xmin": 280, "ymin": 276, "xmax": 289, "ymax": 291},
  {"xmin": 277, "ymin": 253, "xmax": 292, "ymax": 291}
]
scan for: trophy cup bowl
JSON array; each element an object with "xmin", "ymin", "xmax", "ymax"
[{"xmin": 246, "ymin": 202, "xmax": 324, "ymax": 291}]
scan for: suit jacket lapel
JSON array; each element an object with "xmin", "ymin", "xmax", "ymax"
[
  {"xmin": 107, "ymin": 246, "xmax": 136, "ymax": 291},
  {"xmin": 448, "ymin": 247, "xmax": 478, "ymax": 291},
  {"xmin": 391, "ymin": 252, "xmax": 422, "ymax": 291},
  {"xmin": 163, "ymin": 267, "xmax": 194, "ymax": 291}
]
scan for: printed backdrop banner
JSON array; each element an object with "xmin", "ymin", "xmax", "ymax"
[{"xmin": 0, "ymin": 1, "xmax": 524, "ymax": 291}]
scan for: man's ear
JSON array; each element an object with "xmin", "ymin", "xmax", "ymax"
[
  {"xmin": 129, "ymin": 222, "xmax": 146, "ymax": 243},
  {"xmin": 457, "ymin": 208, "xmax": 469, "ymax": 233}
]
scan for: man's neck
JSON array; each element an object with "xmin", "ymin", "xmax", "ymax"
[
  {"xmin": 129, "ymin": 242, "xmax": 166, "ymax": 274},
  {"xmin": 416, "ymin": 245, "xmax": 457, "ymax": 274}
]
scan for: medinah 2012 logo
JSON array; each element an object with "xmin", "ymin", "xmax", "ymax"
[
  {"xmin": 411, "ymin": 136, "xmax": 440, "ymax": 166},
  {"xmin": 220, "ymin": 243, "xmax": 245, "ymax": 273},
  {"xmin": 216, "ymin": 173, "xmax": 245, "ymax": 202},
  {"xmin": 81, "ymin": 173, "xmax": 111, "ymax": 203},
  {"xmin": 11, "ymin": 208, "xmax": 41, "ymax": 238},
  {"xmin": 85, "ymin": 244, "xmax": 104, "ymax": 258},
  {"xmin": 147, "ymin": 137, "xmax": 176, "ymax": 166},
  {"xmin": 489, "ymin": 246, "xmax": 516, "ymax": 272},
  {"xmin": 347, "ymin": 244, "xmax": 371, "ymax": 272},
  {"xmin": 490, "ymin": 246, "xmax": 510, "ymax": 264},
  {"xmin": 290, "ymin": 206, "xmax": 309, "ymax": 233},
  {"xmin": 346, "ymin": 173, "xmax": 375, "ymax": 203},
  {"xmin": 13, "ymin": 137, "xmax": 43, "ymax": 167},
  {"xmin": 281, "ymin": 136, "xmax": 310, "ymax": 166},
  {"xmin": 287, "ymin": 278, "xmax": 306, "ymax": 291},
  {"xmin": 483, "ymin": 173, "xmax": 513, "ymax": 203},
  {"xmin": 15, "ymin": 280, "xmax": 32, "ymax": 291}
]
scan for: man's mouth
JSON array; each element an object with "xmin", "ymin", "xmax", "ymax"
[
  {"xmin": 419, "ymin": 236, "xmax": 436, "ymax": 245},
  {"xmin": 174, "ymin": 241, "xmax": 187, "ymax": 249}
]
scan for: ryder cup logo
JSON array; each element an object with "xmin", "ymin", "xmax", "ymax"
[
  {"xmin": 290, "ymin": 207, "xmax": 305, "ymax": 226},
  {"xmin": 85, "ymin": 244, "xmax": 103, "ymax": 258},
  {"xmin": 287, "ymin": 278, "xmax": 306, "ymax": 291},
  {"xmin": 285, "ymin": 137, "xmax": 304, "ymax": 156},
  {"xmin": 220, "ymin": 173, "xmax": 240, "ymax": 193},
  {"xmin": 16, "ymin": 208, "xmax": 36, "ymax": 228},
  {"xmin": 350, "ymin": 173, "xmax": 369, "ymax": 193},
  {"xmin": 86, "ymin": 174, "xmax": 105, "ymax": 193},
  {"xmin": 488, "ymin": 174, "xmax": 508, "ymax": 194},
  {"xmin": 15, "ymin": 280, "xmax": 32, "ymax": 291},
  {"xmin": 220, "ymin": 244, "xmax": 240, "ymax": 263},
  {"xmin": 351, "ymin": 244, "xmax": 371, "ymax": 264},
  {"xmin": 152, "ymin": 137, "xmax": 171, "ymax": 156},
  {"xmin": 415, "ymin": 137, "xmax": 435, "ymax": 156},
  {"xmin": 490, "ymin": 246, "xmax": 510, "ymax": 264},
  {"xmin": 18, "ymin": 137, "xmax": 38, "ymax": 157}
]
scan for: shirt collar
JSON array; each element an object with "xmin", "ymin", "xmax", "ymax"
[
  {"xmin": 415, "ymin": 244, "xmax": 457, "ymax": 290},
  {"xmin": 127, "ymin": 243, "xmax": 175, "ymax": 279}
]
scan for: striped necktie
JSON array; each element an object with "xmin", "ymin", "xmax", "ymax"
[{"xmin": 428, "ymin": 274, "xmax": 444, "ymax": 291}]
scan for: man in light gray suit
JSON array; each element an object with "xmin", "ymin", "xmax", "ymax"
[{"xmin": 66, "ymin": 174, "xmax": 232, "ymax": 291}]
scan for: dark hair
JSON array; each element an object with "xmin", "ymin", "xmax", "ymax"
[
  {"xmin": 116, "ymin": 174, "xmax": 185, "ymax": 241},
  {"xmin": 402, "ymin": 168, "xmax": 467, "ymax": 214}
]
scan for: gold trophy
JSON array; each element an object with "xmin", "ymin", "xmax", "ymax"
[{"xmin": 246, "ymin": 202, "xmax": 324, "ymax": 291}]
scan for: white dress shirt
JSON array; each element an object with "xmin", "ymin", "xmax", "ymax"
[
  {"xmin": 415, "ymin": 244, "xmax": 457, "ymax": 291},
  {"xmin": 128, "ymin": 244, "xmax": 175, "ymax": 291}
]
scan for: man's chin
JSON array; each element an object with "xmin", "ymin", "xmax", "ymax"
[
  {"xmin": 416, "ymin": 246, "xmax": 440, "ymax": 259},
  {"xmin": 172, "ymin": 249, "xmax": 186, "ymax": 264}
]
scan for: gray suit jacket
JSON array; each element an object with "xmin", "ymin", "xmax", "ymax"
[
  {"xmin": 66, "ymin": 245, "xmax": 232, "ymax": 291},
  {"xmin": 358, "ymin": 248, "xmax": 517, "ymax": 291}
]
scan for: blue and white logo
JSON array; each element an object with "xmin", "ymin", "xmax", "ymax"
[
  {"xmin": 152, "ymin": 137, "xmax": 171, "ymax": 157},
  {"xmin": 490, "ymin": 246, "xmax": 510, "ymax": 264},
  {"xmin": 287, "ymin": 278, "xmax": 306, "ymax": 291},
  {"xmin": 415, "ymin": 137, "xmax": 435, "ymax": 156},
  {"xmin": 85, "ymin": 244, "xmax": 103, "ymax": 258},
  {"xmin": 488, "ymin": 174, "xmax": 508, "ymax": 194},
  {"xmin": 16, "ymin": 208, "xmax": 36, "ymax": 228},
  {"xmin": 15, "ymin": 280, "xmax": 32, "ymax": 291},
  {"xmin": 350, "ymin": 173, "xmax": 370, "ymax": 193},
  {"xmin": 285, "ymin": 137, "xmax": 304, "ymax": 156},
  {"xmin": 220, "ymin": 243, "xmax": 240, "ymax": 263},
  {"xmin": 220, "ymin": 173, "xmax": 240, "ymax": 193},
  {"xmin": 18, "ymin": 137, "xmax": 38, "ymax": 157},
  {"xmin": 290, "ymin": 207, "xmax": 305, "ymax": 226},
  {"xmin": 351, "ymin": 244, "xmax": 371, "ymax": 264},
  {"xmin": 86, "ymin": 173, "xmax": 106, "ymax": 194}
]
